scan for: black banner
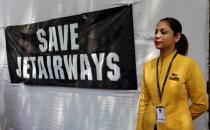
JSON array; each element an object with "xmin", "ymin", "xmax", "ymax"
[{"xmin": 5, "ymin": 5, "xmax": 137, "ymax": 90}]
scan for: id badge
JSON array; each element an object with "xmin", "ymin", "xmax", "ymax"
[{"xmin": 156, "ymin": 106, "xmax": 166, "ymax": 123}]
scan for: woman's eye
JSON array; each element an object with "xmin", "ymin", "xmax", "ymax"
[
  {"xmin": 161, "ymin": 31, "xmax": 167, "ymax": 34},
  {"xmin": 155, "ymin": 30, "xmax": 157, "ymax": 34}
]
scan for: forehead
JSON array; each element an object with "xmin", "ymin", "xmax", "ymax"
[{"xmin": 156, "ymin": 21, "xmax": 171, "ymax": 30}]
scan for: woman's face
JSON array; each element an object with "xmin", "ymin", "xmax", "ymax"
[{"xmin": 154, "ymin": 21, "xmax": 180, "ymax": 51}]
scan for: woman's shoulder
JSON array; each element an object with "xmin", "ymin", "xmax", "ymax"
[
  {"xmin": 176, "ymin": 54, "xmax": 197, "ymax": 64},
  {"xmin": 143, "ymin": 57, "xmax": 158, "ymax": 68},
  {"xmin": 143, "ymin": 54, "xmax": 198, "ymax": 67},
  {"xmin": 143, "ymin": 54, "xmax": 199, "ymax": 68},
  {"xmin": 176, "ymin": 54, "xmax": 200, "ymax": 70}
]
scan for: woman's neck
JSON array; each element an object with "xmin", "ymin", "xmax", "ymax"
[{"xmin": 160, "ymin": 48, "xmax": 176, "ymax": 59}]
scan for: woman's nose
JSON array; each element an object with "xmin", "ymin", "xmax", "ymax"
[{"xmin": 154, "ymin": 33, "xmax": 160, "ymax": 39}]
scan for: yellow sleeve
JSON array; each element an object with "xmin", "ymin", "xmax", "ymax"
[
  {"xmin": 136, "ymin": 65, "xmax": 151, "ymax": 130},
  {"xmin": 186, "ymin": 60, "xmax": 208, "ymax": 120}
]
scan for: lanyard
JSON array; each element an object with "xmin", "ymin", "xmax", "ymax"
[{"xmin": 156, "ymin": 51, "xmax": 178, "ymax": 104}]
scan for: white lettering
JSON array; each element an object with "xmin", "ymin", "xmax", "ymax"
[
  {"xmin": 47, "ymin": 56, "xmax": 54, "ymax": 79},
  {"xmin": 63, "ymin": 55, "xmax": 78, "ymax": 80},
  {"xmin": 70, "ymin": 23, "xmax": 79, "ymax": 50},
  {"xmin": 91, "ymin": 53, "xmax": 105, "ymax": 80},
  {"xmin": 58, "ymin": 25, "xmax": 68, "ymax": 51},
  {"xmin": 23, "ymin": 57, "xmax": 30, "ymax": 78},
  {"xmin": 29, "ymin": 57, "xmax": 36, "ymax": 79},
  {"xmin": 53, "ymin": 56, "xmax": 65, "ymax": 79},
  {"xmin": 49, "ymin": 26, "xmax": 59, "ymax": 51},
  {"xmin": 106, "ymin": 53, "xmax": 120, "ymax": 81},
  {"xmin": 37, "ymin": 29, "xmax": 48, "ymax": 52},
  {"xmin": 16, "ymin": 57, "xmax": 22, "ymax": 77},
  {"xmin": 80, "ymin": 54, "xmax": 92, "ymax": 80},
  {"xmin": 38, "ymin": 56, "xmax": 48, "ymax": 79}
]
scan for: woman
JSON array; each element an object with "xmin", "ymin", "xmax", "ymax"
[{"xmin": 136, "ymin": 17, "xmax": 208, "ymax": 130}]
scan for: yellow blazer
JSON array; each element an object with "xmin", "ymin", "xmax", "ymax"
[{"xmin": 136, "ymin": 51, "xmax": 208, "ymax": 130}]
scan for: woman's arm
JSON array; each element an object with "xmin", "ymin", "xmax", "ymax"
[
  {"xmin": 186, "ymin": 60, "xmax": 208, "ymax": 120},
  {"xmin": 136, "ymin": 65, "xmax": 151, "ymax": 130}
]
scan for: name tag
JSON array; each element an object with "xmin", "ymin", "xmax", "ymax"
[{"xmin": 156, "ymin": 106, "xmax": 166, "ymax": 123}]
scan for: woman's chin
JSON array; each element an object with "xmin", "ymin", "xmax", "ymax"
[{"xmin": 155, "ymin": 45, "xmax": 162, "ymax": 49}]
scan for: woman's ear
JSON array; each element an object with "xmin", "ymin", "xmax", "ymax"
[{"xmin": 175, "ymin": 33, "xmax": 181, "ymax": 43}]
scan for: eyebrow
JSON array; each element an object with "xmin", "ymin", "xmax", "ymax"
[{"xmin": 155, "ymin": 28, "xmax": 168, "ymax": 31}]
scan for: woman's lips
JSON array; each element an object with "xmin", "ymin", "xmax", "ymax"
[{"xmin": 155, "ymin": 41, "xmax": 162, "ymax": 45}]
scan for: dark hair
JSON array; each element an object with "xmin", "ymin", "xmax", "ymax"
[{"xmin": 159, "ymin": 17, "xmax": 188, "ymax": 55}]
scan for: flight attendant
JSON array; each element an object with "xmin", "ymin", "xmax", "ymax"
[{"xmin": 136, "ymin": 17, "xmax": 208, "ymax": 130}]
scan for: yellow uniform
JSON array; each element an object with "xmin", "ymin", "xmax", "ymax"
[{"xmin": 136, "ymin": 51, "xmax": 208, "ymax": 130}]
